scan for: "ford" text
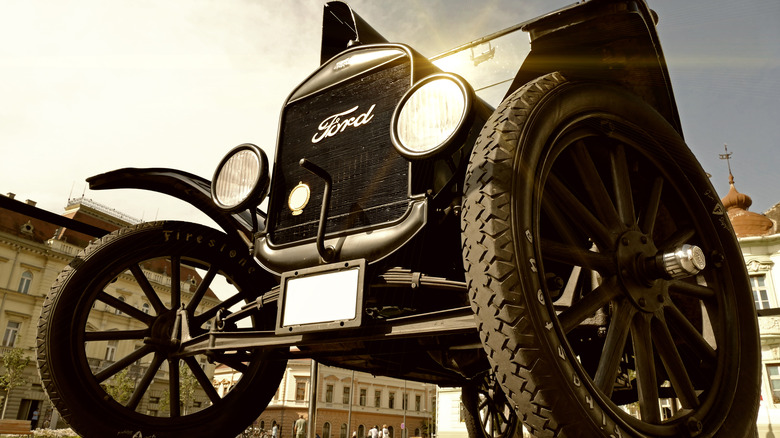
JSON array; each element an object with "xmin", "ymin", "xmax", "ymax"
[{"xmin": 311, "ymin": 104, "xmax": 376, "ymax": 143}]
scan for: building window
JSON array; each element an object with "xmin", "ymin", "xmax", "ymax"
[
  {"xmin": 115, "ymin": 296, "xmax": 126, "ymax": 315},
  {"xmin": 340, "ymin": 423, "xmax": 347, "ymax": 438},
  {"xmin": 142, "ymin": 302, "xmax": 150, "ymax": 314},
  {"xmin": 18, "ymin": 271, "xmax": 33, "ymax": 294},
  {"xmin": 415, "ymin": 395, "xmax": 421, "ymax": 411},
  {"xmin": 402, "ymin": 393, "xmax": 408, "ymax": 410},
  {"xmin": 358, "ymin": 425, "xmax": 365, "ymax": 438},
  {"xmin": 325, "ymin": 384, "xmax": 334, "ymax": 403},
  {"xmin": 389, "ymin": 392, "xmax": 395, "ymax": 409},
  {"xmin": 374, "ymin": 390, "xmax": 381, "ymax": 407},
  {"xmin": 105, "ymin": 340, "xmax": 117, "ymax": 361},
  {"xmin": 2, "ymin": 322, "xmax": 20, "ymax": 347},
  {"xmin": 323, "ymin": 422, "xmax": 331, "ymax": 438},
  {"xmin": 751, "ymin": 275, "xmax": 771, "ymax": 310},
  {"xmin": 343, "ymin": 386, "xmax": 351, "ymax": 404},
  {"xmin": 768, "ymin": 365, "xmax": 780, "ymax": 403},
  {"xmin": 359, "ymin": 388, "xmax": 367, "ymax": 406},
  {"xmin": 295, "ymin": 380, "xmax": 307, "ymax": 401}
]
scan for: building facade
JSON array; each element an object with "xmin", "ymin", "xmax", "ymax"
[
  {"xmin": 216, "ymin": 358, "xmax": 437, "ymax": 438},
  {"xmin": 716, "ymin": 177, "xmax": 780, "ymax": 437}
]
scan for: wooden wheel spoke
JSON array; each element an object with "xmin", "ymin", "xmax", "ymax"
[
  {"xmin": 571, "ymin": 141, "xmax": 622, "ymax": 230},
  {"xmin": 126, "ymin": 353, "xmax": 164, "ymax": 411},
  {"xmin": 658, "ymin": 227, "xmax": 696, "ymax": 252},
  {"xmin": 184, "ymin": 356, "xmax": 222, "ymax": 404},
  {"xmin": 193, "ymin": 293, "xmax": 245, "ymax": 327},
  {"xmin": 130, "ymin": 264, "xmax": 167, "ymax": 314},
  {"xmin": 97, "ymin": 291, "xmax": 154, "ymax": 325},
  {"xmin": 169, "ymin": 358, "xmax": 181, "ymax": 418},
  {"xmin": 477, "ymin": 396, "xmax": 489, "ymax": 413},
  {"xmin": 186, "ymin": 265, "xmax": 219, "ymax": 313},
  {"xmin": 558, "ymin": 282, "xmax": 621, "ymax": 333},
  {"xmin": 652, "ymin": 316, "xmax": 700, "ymax": 409},
  {"xmin": 666, "ymin": 304, "xmax": 716, "ymax": 362},
  {"xmin": 668, "ymin": 280, "xmax": 716, "ymax": 300},
  {"xmin": 95, "ymin": 345, "xmax": 154, "ymax": 383},
  {"xmin": 540, "ymin": 239, "xmax": 614, "ymax": 274},
  {"xmin": 85, "ymin": 329, "xmax": 148, "ymax": 342},
  {"xmin": 214, "ymin": 353, "xmax": 251, "ymax": 374},
  {"xmin": 594, "ymin": 299, "xmax": 636, "ymax": 397},
  {"xmin": 631, "ymin": 314, "xmax": 660, "ymax": 424},
  {"xmin": 545, "ymin": 173, "xmax": 614, "ymax": 248},
  {"xmin": 640, "ymin": 177, "xmax": 664, "ymax": 236},
  {"xmin": 610, "ymin": 144, "xmax": 636, "ymax": 227}
]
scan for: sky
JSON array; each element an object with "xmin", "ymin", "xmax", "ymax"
[{"xmin": 1, "ymin": 0, "xmax": 779, "ymax": 227}]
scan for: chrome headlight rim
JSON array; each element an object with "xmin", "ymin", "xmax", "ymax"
[
  {"xmin": 390, "ymin": 72, "xmax": 475, "ymax": 161},
  {"xmin": 211, "ymin": 143, "xmax": 270, "ymax": 212}
]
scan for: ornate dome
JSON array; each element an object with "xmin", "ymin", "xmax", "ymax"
[{"xmin": 721, "ymin": 174, "xmax": 774, "ymax": 237}]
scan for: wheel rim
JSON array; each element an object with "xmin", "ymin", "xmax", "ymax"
[
  {"xmin": 73, "ymin": 249, "xmax": 275, "ymax": 422},
  {"xmin": 531, "ymin": 117, "xmax": 741, "ymax": 435}
]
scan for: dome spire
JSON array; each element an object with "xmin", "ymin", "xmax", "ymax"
[
  {"xmin": 719, "ymin": 144, "xmax": 734, "ymax": 185},
  {"xmin": 718, "ymin": 144, "xmax": 773, "ymax": 237}
]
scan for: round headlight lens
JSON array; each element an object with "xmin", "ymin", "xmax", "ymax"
[
  {"xmin": 212, "ymin": 144, "xmax": 269, "ymax": 211},
  {"xmin": 392, "ymin": 74, "xmax": 472, "ymax": 160}
]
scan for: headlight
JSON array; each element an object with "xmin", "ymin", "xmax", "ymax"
[
  {"xmin": 391, "ymin": 73, "xmax": 474, "ymax": 160},
  {"xmin": 212, "ymin": 143, "xmax": 270, "ymax": 211}
]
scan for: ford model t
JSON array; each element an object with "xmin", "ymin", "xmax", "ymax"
[{"xmin": 37, "ymin": 1, "xmax": 760, "ymax": 437}]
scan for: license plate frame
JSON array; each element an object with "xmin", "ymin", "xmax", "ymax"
[{"xmin": 276, "ymin": 259, "xmax": 365, "ymax": 334}]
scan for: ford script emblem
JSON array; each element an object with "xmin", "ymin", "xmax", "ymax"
[{"xmin": 311, "ymin": 104, "xmax": 376, "ymax": 144}]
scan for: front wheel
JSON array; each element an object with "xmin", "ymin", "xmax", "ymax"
[
  {"xmin": 462, "ymin": 73, "xmax": 760, "ymax": 437},
  {"xmin": 37, "ymin": 221, "xmax": 286, "ymax": 438}
]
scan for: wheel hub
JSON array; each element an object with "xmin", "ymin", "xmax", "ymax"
[
  {"xmin": 616, "ymin": 230, "xmax": 666, "ymax": 312},
  {"xmin": 145, "ymin": 310, "xmax": 179, "ymax": 350},
  {"xmin": 616, "ymin": 231, "xmax": 706, "ymax": 313}
]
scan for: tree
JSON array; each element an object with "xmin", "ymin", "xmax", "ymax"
[
  {"xmin": 0, "ymin": 347, "xmax": 30, "ymax": 419},
  {"xmin": 104, "ymin": 368, "xmax": 136, "ymax": 405},
  {"xmin": 159, "ymin": 362, "xmax": 200, "ymax": 415}
]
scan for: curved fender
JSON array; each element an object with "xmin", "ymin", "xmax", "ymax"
[{"xmin": 87, "ymin": 168, "xmax": 261, "ymax": 243}]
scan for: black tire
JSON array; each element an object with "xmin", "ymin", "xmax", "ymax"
[
  {"xmin": 462, "ymin": 372, "xmax": 522, "ymax": 438},
  {"xmin": 37, "ymin": 221, "xmax": 286, "ymax": 438},
  {"xmin": 461, "ymin": 73, "xmax": 760, "ymax": 437}
]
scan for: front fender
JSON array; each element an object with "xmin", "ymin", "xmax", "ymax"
[
  {"xmin": 509, "ymin": 0, "xmax": 683, "ymax": 136},
  {"xmin": 87, "ymin": 168, "xmax": 261, "ymax": 242}
]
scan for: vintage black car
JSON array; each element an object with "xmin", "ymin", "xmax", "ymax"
[{"xmin": 37, "ymin": 1, "xmax": 760, "ymax": 437}]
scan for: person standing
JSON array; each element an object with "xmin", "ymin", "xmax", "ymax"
[
  {"xmin": 369, "ymin": 425, "xmax": 378, "ymax": 438},
  {"xmin": 296, "ymin": 415, "xmax": 307, "ymax": 438},
  {"xmin": 382, "ymin": 425, "xmax": 389, "ymax": 438},
  {"xmin": 272, "ymin": 421, "xmax": 279, "ymax": 438}
]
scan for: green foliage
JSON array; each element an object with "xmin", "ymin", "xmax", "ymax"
[
  {"xmin": 0, "ymin": 347, "xmax": 30, "ymax": 419},
  {"xmin": 159, "ymin": 362, "xmax": 200, "ymax": 415},
  {"xmin": 103, "ymin": 368, "xmax": 136, "ymax": 405},
  {"xmin": 0, "ymin": 348, "xmax": 29, "ymax": 393}
]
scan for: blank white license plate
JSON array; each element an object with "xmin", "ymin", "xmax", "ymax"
[{"xmin": 277, "ymin": 260, "xmax": 365, "ymax": 334}]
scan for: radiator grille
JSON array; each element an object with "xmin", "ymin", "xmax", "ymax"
[{"xmin": 269, "ymin": 61, "xmax": 412, "ymax": 245}]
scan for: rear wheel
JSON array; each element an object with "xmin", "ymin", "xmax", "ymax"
[
  {"xmin": 462, "ymin": 372, "xmax": 521, "ymax": 438},
  {"xmin": 461, "ymin": 73, "xmax": 760, "ymax": 437},
  {"xmin": 37, "ymin": 221, "xmax": 285, "ymax": 438}
]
